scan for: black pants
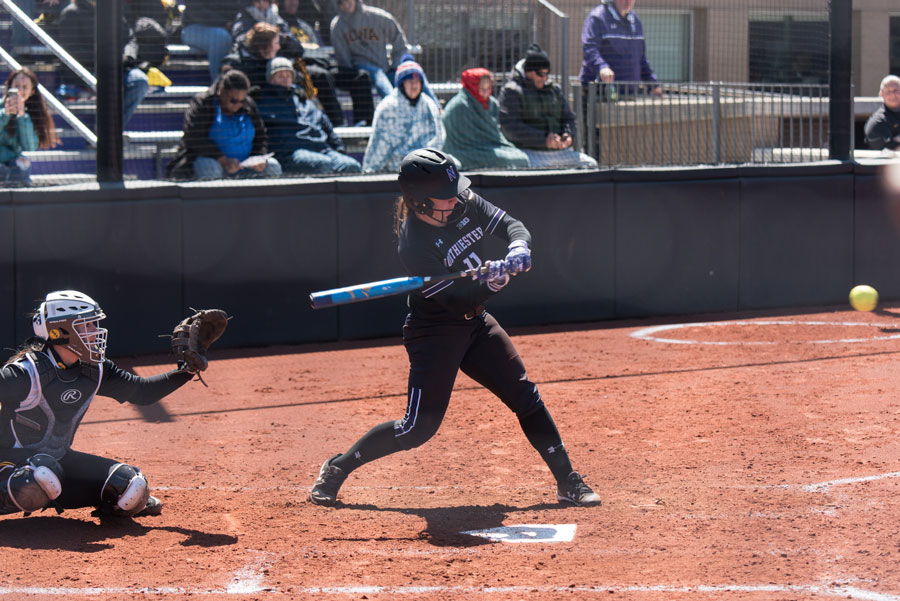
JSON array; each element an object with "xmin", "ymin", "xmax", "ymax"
[
  {"xmin": 333, "ymin": 311, "xmax": 574, "ymax": 482},
  {"xmin": 306, "ymin": 64, "xmax": 345, "ymax": 127},
  {"xmin": 396, "ymin": 312, "xmax": 542, "ymax": 448},
  {"xmin": 331, "ymin": 66, "xmax": 375, "ymax": 126},
  {"xmin": 1, "ymin": 448, "xmax": 125, "ymax": 510}
]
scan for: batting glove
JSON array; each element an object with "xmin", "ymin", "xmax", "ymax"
[
  {"xmin": 477, "ymin": 260, "xmax": 509, "ymax": 292},
  {"xmin": 505, "ymin": 240, "xmax": 531, "ymax": 275}
]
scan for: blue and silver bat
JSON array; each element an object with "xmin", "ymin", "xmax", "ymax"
[{"xmin": 309, "ymin": 264, "xmax": 493, "ymax": 309}]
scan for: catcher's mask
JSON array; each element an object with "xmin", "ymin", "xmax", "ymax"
[
  {"xmin": 32, "ymin": 290, "xmax": 108, "ymax": 364},
  {"xmin": 398, "ymin": 148, "xmax": 470, "ymax": 224}
]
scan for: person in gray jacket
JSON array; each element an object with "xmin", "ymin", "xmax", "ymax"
[{"xmin": 330, "ymin": 0, "xmax": 411, "ymax": 100}]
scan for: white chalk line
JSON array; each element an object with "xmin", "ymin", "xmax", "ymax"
[
  {"xmin": 630, "ymin": 320, "xmax": 900, "ymax": 345},
  {"xmin": 1, "ymin": 582, "xmax": 898, "ymax": 599},
  {"xmin": 157, "ymin": 470, "xmax": 900, "ymax": 495},
  {"xmin": 226, "ymin": 551, "xmax": 273, "ymax": 594},
  {"xmin": 801, "ymin": 471, "xmax": 900, "ymax": 493}
]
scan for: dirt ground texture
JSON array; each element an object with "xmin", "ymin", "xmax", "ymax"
[{"xmin": 2, "ymin": 306, "xmax": 900, "ymax": 600}]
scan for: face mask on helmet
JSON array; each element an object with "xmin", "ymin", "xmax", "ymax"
[
  {"xmin": 398, "ymin": 148, "xmax": 471, "ymax": 224},
  {"xmin": 32, "ymin": 290, "xmax": 108, "ymax": 364}
]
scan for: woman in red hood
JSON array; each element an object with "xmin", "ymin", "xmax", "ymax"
[{"xmin": 440, "ymin": 67, "xmax": 530, "ymax": 171}]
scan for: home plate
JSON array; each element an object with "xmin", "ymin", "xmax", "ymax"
[{"xmin": 461, "ymin": 524, "xmax": 577, "ymax": 543}]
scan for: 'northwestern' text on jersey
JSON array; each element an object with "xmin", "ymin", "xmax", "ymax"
[{"xmin": 398, "ymin": 189, "xmax": 530, "ymax": 320}]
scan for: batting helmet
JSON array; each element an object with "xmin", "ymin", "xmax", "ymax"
[
  {"xmin": 32, "ymin": 290, "xmax": 108, "ymax": 364},
  {"xmin": 398, "ymin": 148, "xmax": 470, "ymax": 220}
]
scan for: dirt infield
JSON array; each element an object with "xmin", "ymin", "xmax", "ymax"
[{"xmin": 3, "ymin": 306, "xmax": 900, "ymax": 600}]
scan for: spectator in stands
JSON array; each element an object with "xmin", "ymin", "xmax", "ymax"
[
  {"xmin": 280, "ymin": 0, "xmax": 336, "ymax": 46},
  {"xmin": 180, "ymin": 0, "xmax": 242, "ymax": 83},
  {"xmin": 362, "ymin": 58, "xmax": 443, "ymax": 173},
  {"xmin": 166, "ymin": 69, "xmax": 282, "ymax": 180},
  {"xmin": 864, "ymin": 75, "xmax": 900, "ymax": 152},
  {"xmin": 0, "ymin": 68, "xmax": 59, "ymax": 186},
  {"xmin": 56, "ymin": 0, "xmax": 151, "ymax": 125},
  {"xmin": 579, "ymin": 0, "xmax": 660, "ymax": 97},
  {"xmin": 441, "ymin": 68, "xmax": 529, "ymax": 171},
  {"xmin": 331, "ymin": 0, "xmax": 410, "ymax": 101},
  {"xmin": 253, "ymin": 57, "xmax": 361, "ymax": 174},
  {"xmin": 280, "ymin": 0, "xmax": 374, "ymax": 126},
  {"xmin": 232, "ymin": 0, "xmax": 304, "ymax": 56},
  {"xmin": 225, "ymin": 19, "xmax": 348, "ymax": 127},
  {"xmin": 498, "ymin": 44, "xmax": 597, "ymax": 169}
]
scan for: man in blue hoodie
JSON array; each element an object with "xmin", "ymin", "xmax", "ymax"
[
  {"xmin": 252, "ymin": 57, "xmax": 362, "ymax": 174},
  {"xmin": 579, "ymin": 0, "xmax": 660, "ymax": 97}
]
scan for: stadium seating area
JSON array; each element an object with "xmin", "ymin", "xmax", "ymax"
[{"xmin": 0, "ymin": 15, "xmax": 463, "ymax": 184}]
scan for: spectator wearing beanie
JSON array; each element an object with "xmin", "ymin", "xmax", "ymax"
[
  {"xmin": 252, "ymin": 56, "xmax": 362, "ymax": 175},
  {"xmin": 362, "ymin": 58, "xmax": 444, "ymax": 173},
  {"xmin": 498, "ymin": 43, "xmax": 598, "ymax": 169},
  {"xmin": 441, "ymin": 67, "xmax": 530, "ymax": 171}
]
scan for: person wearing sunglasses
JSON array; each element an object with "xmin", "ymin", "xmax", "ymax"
[
  {"xmin": 498, "ymin": 43, "xmax": 597, "ymax": 170},
  {"xmin": 166, "ymin": 69, "xmax": 282, "ymax": 180},
  {"xmin": 864, "ymin": 75, "xmax": 900, "ymax": 152}
]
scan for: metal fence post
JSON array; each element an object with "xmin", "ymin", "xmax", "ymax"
[
  {"xmin": 96, "ymin": 0, "xmax": 123, "ymax": 182},
  {"xmin": 829, "ymin": 0, "xmax": 852, "ymax": 160},
  {"xmin": 712, "ymin": 83, "xmax": 721, "ymax": 164}
]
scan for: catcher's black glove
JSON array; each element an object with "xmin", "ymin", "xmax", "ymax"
[{"xmin": 171, "ymin": 309, "xmax": 229, "ymax": 376}]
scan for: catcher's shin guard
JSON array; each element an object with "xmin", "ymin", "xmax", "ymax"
[
  {"xmin": 0, "ymin": 453, "xmax": 64, "ymax": 514},
  {"xmin": 99, "ymin": 463, "xmax": 151, "ymax": 517}
]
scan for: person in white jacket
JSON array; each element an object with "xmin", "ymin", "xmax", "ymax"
[{"xmin": 362, "ymin": 59, "xmax": 444, "ymax": 173}]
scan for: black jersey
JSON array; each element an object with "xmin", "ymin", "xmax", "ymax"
[
  {"xmin": 0, "ymin": 351, "xmax": 192, "ymax": 457},
  {"xmin": 398, "ymin": 189, "xmax": 531, "ymax": 320}
]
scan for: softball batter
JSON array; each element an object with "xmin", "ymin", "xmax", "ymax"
[
  {"xmin": 310, "ymin": 147, "xmax": 601, "ymax": 507},
  {"xmin": 0, "ymin": 290, "xmax": 214, "ymax": 518}
]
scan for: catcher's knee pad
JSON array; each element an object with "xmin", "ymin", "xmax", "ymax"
[
  {"xmin": 100, "ymin": 463, "xmax": 150, "ymax": 517},
  {"xmin": 0, "ymin": 453, "xmax": 64, "ymax": 514}
]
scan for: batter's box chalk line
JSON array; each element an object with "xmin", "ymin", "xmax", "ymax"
[
  {"xmin": 2, "ymin": 582, "xmax": 900, "ymax": 599},
  {"xmin": 631, "ymin": 320, "xmax": 900, "ymax": 345},
  {"xmin": 801, "ymin": 470, "xmax": 900, "ymax": 493}
]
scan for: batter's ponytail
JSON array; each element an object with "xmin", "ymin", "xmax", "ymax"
[{"xmin": 393, "ymin": 196, "xmax": 409, "ymax": 239}]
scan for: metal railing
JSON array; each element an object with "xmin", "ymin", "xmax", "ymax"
[
  {"xmin": 368, "ymin": 0, "xmax": 569, "ymax": 99},
  {"xmin": 0, "ymin": 0, "xmax": 96, "ymax": 146},
  {"xmin": 576, "ymin": 82, "xmax": 830, "ymax": 167}
]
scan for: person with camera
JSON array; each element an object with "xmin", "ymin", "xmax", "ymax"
[{"xmin": 0, "ymin": 68, "xmax": 59, "ymax": 187}]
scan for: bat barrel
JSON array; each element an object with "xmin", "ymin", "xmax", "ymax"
[{"xmin": 309, "ymin": 276, "xmax": 425, "ymax": 309}]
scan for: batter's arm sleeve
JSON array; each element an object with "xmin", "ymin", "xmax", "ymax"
[
  {"xmin": 97, "ymin": 360, "xmax": 193, "ymax": 406},
  {"xmin": 470, "ymin": 192, "xmax": 531, "ymax": 247}
]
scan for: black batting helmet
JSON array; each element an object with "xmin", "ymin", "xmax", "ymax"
[{"xmin": 398, "ymin": 148, "xmax": 470, "ymax": 217}]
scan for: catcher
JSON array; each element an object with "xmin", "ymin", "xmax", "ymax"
[{"xmin": 0, "ymin": 291, "xmax": 228, "ymax": 519}]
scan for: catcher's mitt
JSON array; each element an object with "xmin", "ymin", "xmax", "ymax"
[{"xmin": 171, "ymin": 309, "xmax": 229, "ymax": 375}]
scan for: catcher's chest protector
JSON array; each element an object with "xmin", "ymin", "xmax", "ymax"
[{"xmin": 0, "ymin": 352, "xmax": 102, "ymax": 459}]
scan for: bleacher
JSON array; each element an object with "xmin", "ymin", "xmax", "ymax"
[{"xmin": 2, "ymin": 19, "xmax": 463, "ymax": 182}]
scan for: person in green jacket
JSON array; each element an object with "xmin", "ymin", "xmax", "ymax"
[
  {"xmin": 441, "ymin": 68, "xmax": 529, "ymax": 171},
  {"xmin": 0, "ymin": 68, "xmax": 58, "ymax": 187}
]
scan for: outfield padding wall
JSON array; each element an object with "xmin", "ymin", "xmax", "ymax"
[{"xmin": 1, "ymin": 161, "xmax": 894, "ymax": 355}]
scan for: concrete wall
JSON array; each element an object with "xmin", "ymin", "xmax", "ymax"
[{"xmin": 0, "ymin": 162, "xmax": 892, "ymax": 357}]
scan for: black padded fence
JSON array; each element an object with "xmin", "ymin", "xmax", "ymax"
[{"xmin": 0, "ymin": 162, "xmax": 894, "ymax": 359}]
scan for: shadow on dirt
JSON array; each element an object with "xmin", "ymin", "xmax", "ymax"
[
  {"xmin": 326, "ymin": 502, "xmax": 567, "ymax": 547},
  {"xmin": 0, "ymin": 515, "xmax": 238, "ymax": 552}
]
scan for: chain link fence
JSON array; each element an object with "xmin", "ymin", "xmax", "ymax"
[{"xmin": 0, "ymin": 0, "xmax": 865, "ymax": 187}]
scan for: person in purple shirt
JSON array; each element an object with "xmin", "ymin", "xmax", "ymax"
[{"xmin": 579, "ymin": 0, "xmax": 660, "ymax": 97}]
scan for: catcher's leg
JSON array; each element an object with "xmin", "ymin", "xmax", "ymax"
[
  {"xmin": 58, "ymin": 451, "xmax": 157, "ymax": 517},
  {"xmin": 0, "ymin": 453, "xmax": 64, "ymax": 515}
]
